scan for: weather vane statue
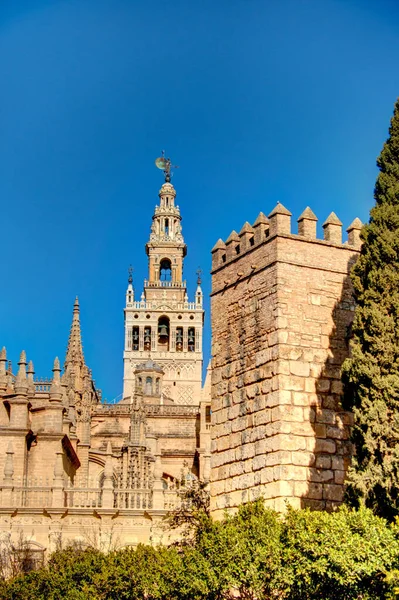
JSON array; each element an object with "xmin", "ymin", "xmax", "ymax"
[{"xmin": 154, "ymin": 150, "xmax": 179, "ymax": 183}]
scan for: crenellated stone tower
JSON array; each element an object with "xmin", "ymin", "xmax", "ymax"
[
  {"xmin": 210, "ymin": 203, "xmax": 363, "ymax": 517},
  {"xmin": 123, "ymin": 177, "xmax": 204, "ymax": 405}
]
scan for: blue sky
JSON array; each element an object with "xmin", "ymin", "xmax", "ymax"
[{"xmin": 0, "ymin": 0, "xmax": 398, "ymax": 400}]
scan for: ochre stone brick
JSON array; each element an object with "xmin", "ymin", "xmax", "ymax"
[{"xmin": 210, "ymin": 226, "xmax": 358, "ymax": 516}]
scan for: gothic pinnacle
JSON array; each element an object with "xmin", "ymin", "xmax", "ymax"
[
  {"xmin": 0, "ymin": 347, "xmax": 7, "ymax": 391},
  {"xmin": 65, "ymin": 297, "xmax": 85, "ymax": 369},
  {"xmin": 27, "ymin": 360, "xmax": 35, "ymax": 392},
  {"xmin": 50, "ymin": 357, "xmax": 62, "ymax": 402},
  {"xmin": 15, "ymin": 350, "xmax": 28, "ymax": 392}
]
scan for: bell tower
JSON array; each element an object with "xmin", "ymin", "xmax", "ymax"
[{"xmin": 123, "ymin": 157, "xmax": 204, "ymax": 405}]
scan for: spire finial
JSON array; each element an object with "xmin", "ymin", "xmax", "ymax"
[
  {"xmin": 65, "ymin": 297, "xmax": 84, "ymax": 369},
  {"xmin": 50, "ymin": 356, "xmax": 62, "ymax": 402},
  {"xmin": 15, "ymin": 350, "xmax": 28, "ymax": 391},
  {"xmin": 196, "ymin": 267, "xmax": 203, "ymax": 285},
  {"xmin": 27, "ymin": 360, "xmax": 35, "ymax": 392},
  {"xmin": 128, "ymin": 265, "xmax": 133, "ymax": 285},
  {"xmin": 155, "ymin": 151, "xmax": 179, "ymax": 183}
]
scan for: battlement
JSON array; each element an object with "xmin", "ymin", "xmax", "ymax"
[
  {"xmin": 210, "ymin": 202, "xmax": 362, "ymax": 516},
  {"xmin": 211, "ymin": 203, "xmax": 362, "ymax": 272}
]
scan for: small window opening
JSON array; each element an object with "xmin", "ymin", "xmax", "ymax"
[
  {"xmin": 132, "ymin": 326, "xmax": 139, "ymax": 351},
  {"xmin": 145, "ymin": 377, "xmax": 153, "ymax": 396},
  {"xmin": 205, "ymin": 405, "xmax": 211, "ymax": 423},
  {"xmin": 160, "ymin": 259, "xmax": 172, "ymax": 282},
  {"xmin": 235, "ymin": 244, "xmax": 240, "ymax": 255},
  {"xmin": 222, "ymin": 254, "xmax": 226, "ymax": 263},
  {"xmin": 265, "ymin": 229, "xmax": 270, "ymax": 238},
  {"xmin": 165, "ymin": 218, "xmax": 169, "ymax": 235},
  {"xmin": 144, "ymin": 326, "xmax": 151, "ymax": 351},
  {"xmin": 249, "ymin": 237, "xmax": 254, "ymax": 247},
  {"xmin": 158, "ymin": 316, "xmax": 170, "ymax": 350},
  {"xmin": 176, "ymin": 327, "xmax": 183, "ymax": 352},
  {"xmin": 188, "ymin": 327, "xmax": 195, "ymax": 352}
]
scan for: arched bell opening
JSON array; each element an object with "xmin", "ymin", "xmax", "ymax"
[
  {"xmin": 144, "ymin": 326, "xmax": 151, "ymax": 351},
  {"xmin": 188, "ymin": 327, "xmax": 195, "ymax": 352},
  {"xmin": 176, "ymin": 326, "xmax": 183, "ymax": 352},
  {"xmin": 132, "ymin": 326, "xmax": 139, "ymax": 351},
  {"xmin": 160, "ymin": 258, "xmax": 172, "ymax": 282},
  {"xmin": 158, "ymin": 316, "xmax": 170, "ymax": 351}
]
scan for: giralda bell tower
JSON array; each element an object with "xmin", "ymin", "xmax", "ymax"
[{"xmin": 123, "ymin": 155, "xmax": 204, "ymax": 404}]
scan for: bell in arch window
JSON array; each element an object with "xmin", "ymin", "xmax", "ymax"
[
  {"xmin": 176, "ymin": 327, "xmax": 183, "ymax": 352},
  {"xmin": 132, "ymin": 326, "xmax": 139, "ymax": 351},
  {"xmin": 158, "ymin": 316, "xmax": 170, "ymax": 351},
  {"xmin": 188, "ymin": 327, "xmax": 195, "ymax": 352},
  {"xmin": 144, "ymin": 326, "xmax": 151, "ymax": 351}
]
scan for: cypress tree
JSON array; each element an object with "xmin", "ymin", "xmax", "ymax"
[{"xmin": 343, "ymin": 99, "xmax": 399, "ymax": 520}]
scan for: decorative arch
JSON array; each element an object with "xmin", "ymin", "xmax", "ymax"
[{"xmin": 160, "ymin": 258, "xmax": 172, "ymax": 282}]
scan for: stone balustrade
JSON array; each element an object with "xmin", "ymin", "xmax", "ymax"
[{"xmin": 0, "ymin": 477, "xmax": 183, "ymax": 512}]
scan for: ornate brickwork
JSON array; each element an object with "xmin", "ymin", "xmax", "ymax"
[
  {"xmin": 123, "ymin": 181, "xmax": 204, "ymax": 405},
  {"xmin": 0, "ymin": 172, "xmax": 211, "ymax": 552}
]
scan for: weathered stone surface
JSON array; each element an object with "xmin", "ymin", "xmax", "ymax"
[{"xmin": 210, "ymin": 217, "xmax": 358, "ymax": 515}]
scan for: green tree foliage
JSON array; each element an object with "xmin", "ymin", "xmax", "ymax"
[
  {"xmin": 342, "ymin": 99, "xmax": 399, "ymax": 519},
  {"xmin": 2, "ymin": 501, "xmax": 399, "ymax": 599}
]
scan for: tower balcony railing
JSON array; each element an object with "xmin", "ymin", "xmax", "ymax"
[
  {"xmin": 144, "ymin": 280, "xmax": 186, "ymax": 289},
  {"xmin": 127, "ymin": 299, "xmax": 200, "ymax": 311},
  {"xmin": 92, "ymin": 404, "xmax": 199, "ymax": 417}
]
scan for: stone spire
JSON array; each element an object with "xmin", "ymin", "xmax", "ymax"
[
  {"xmin": 64, "ymin": 297, "xmax": 84, "ymax": 368},
  {"xmin": 15, "ymin": 351, "xmax": 28, "ymax": 393},
  {"xmin": 27, "ymin": 360, "xmax": 35, "ymax": 394},
  {"xmin": 0, "ymin": 347, "xmax": 7, "ymax": 392},
  {"xmin": 126, "ymin": 265, "xmax": 134, "ymax": 305},
  {"xmin": 50, "ymin": 357, "xmax": 62, "ymax": 403}
]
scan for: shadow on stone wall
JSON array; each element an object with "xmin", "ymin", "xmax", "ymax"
[{"xmin": 301, "ymin": 256, "xmax": 357, "ymax": 510}]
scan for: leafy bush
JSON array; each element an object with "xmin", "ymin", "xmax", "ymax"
[{"xmin": 2, "ymin": 501, "xmax": 399, "ymax": 599}]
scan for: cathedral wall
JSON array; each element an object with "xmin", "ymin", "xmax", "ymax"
[
  {"xmin": 147, "ymin": 416, "xmax": 196, "ymax": 437},
  {"xmin": 210, "ymin": 221, "xmax": 360, "ymax": 517},
  {"xmin": 0, "ymin": 510, "xmax": 169, "ymax": 556}
]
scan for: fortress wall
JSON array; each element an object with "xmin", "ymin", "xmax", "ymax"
[{"xmin": 210, "ymin": 210, "xmax": 361, "ymax": 517}]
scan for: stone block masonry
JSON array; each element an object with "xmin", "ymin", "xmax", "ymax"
[{"xmin": 210, "ymin": 205, "xmax": 362, "ymax": 517}]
